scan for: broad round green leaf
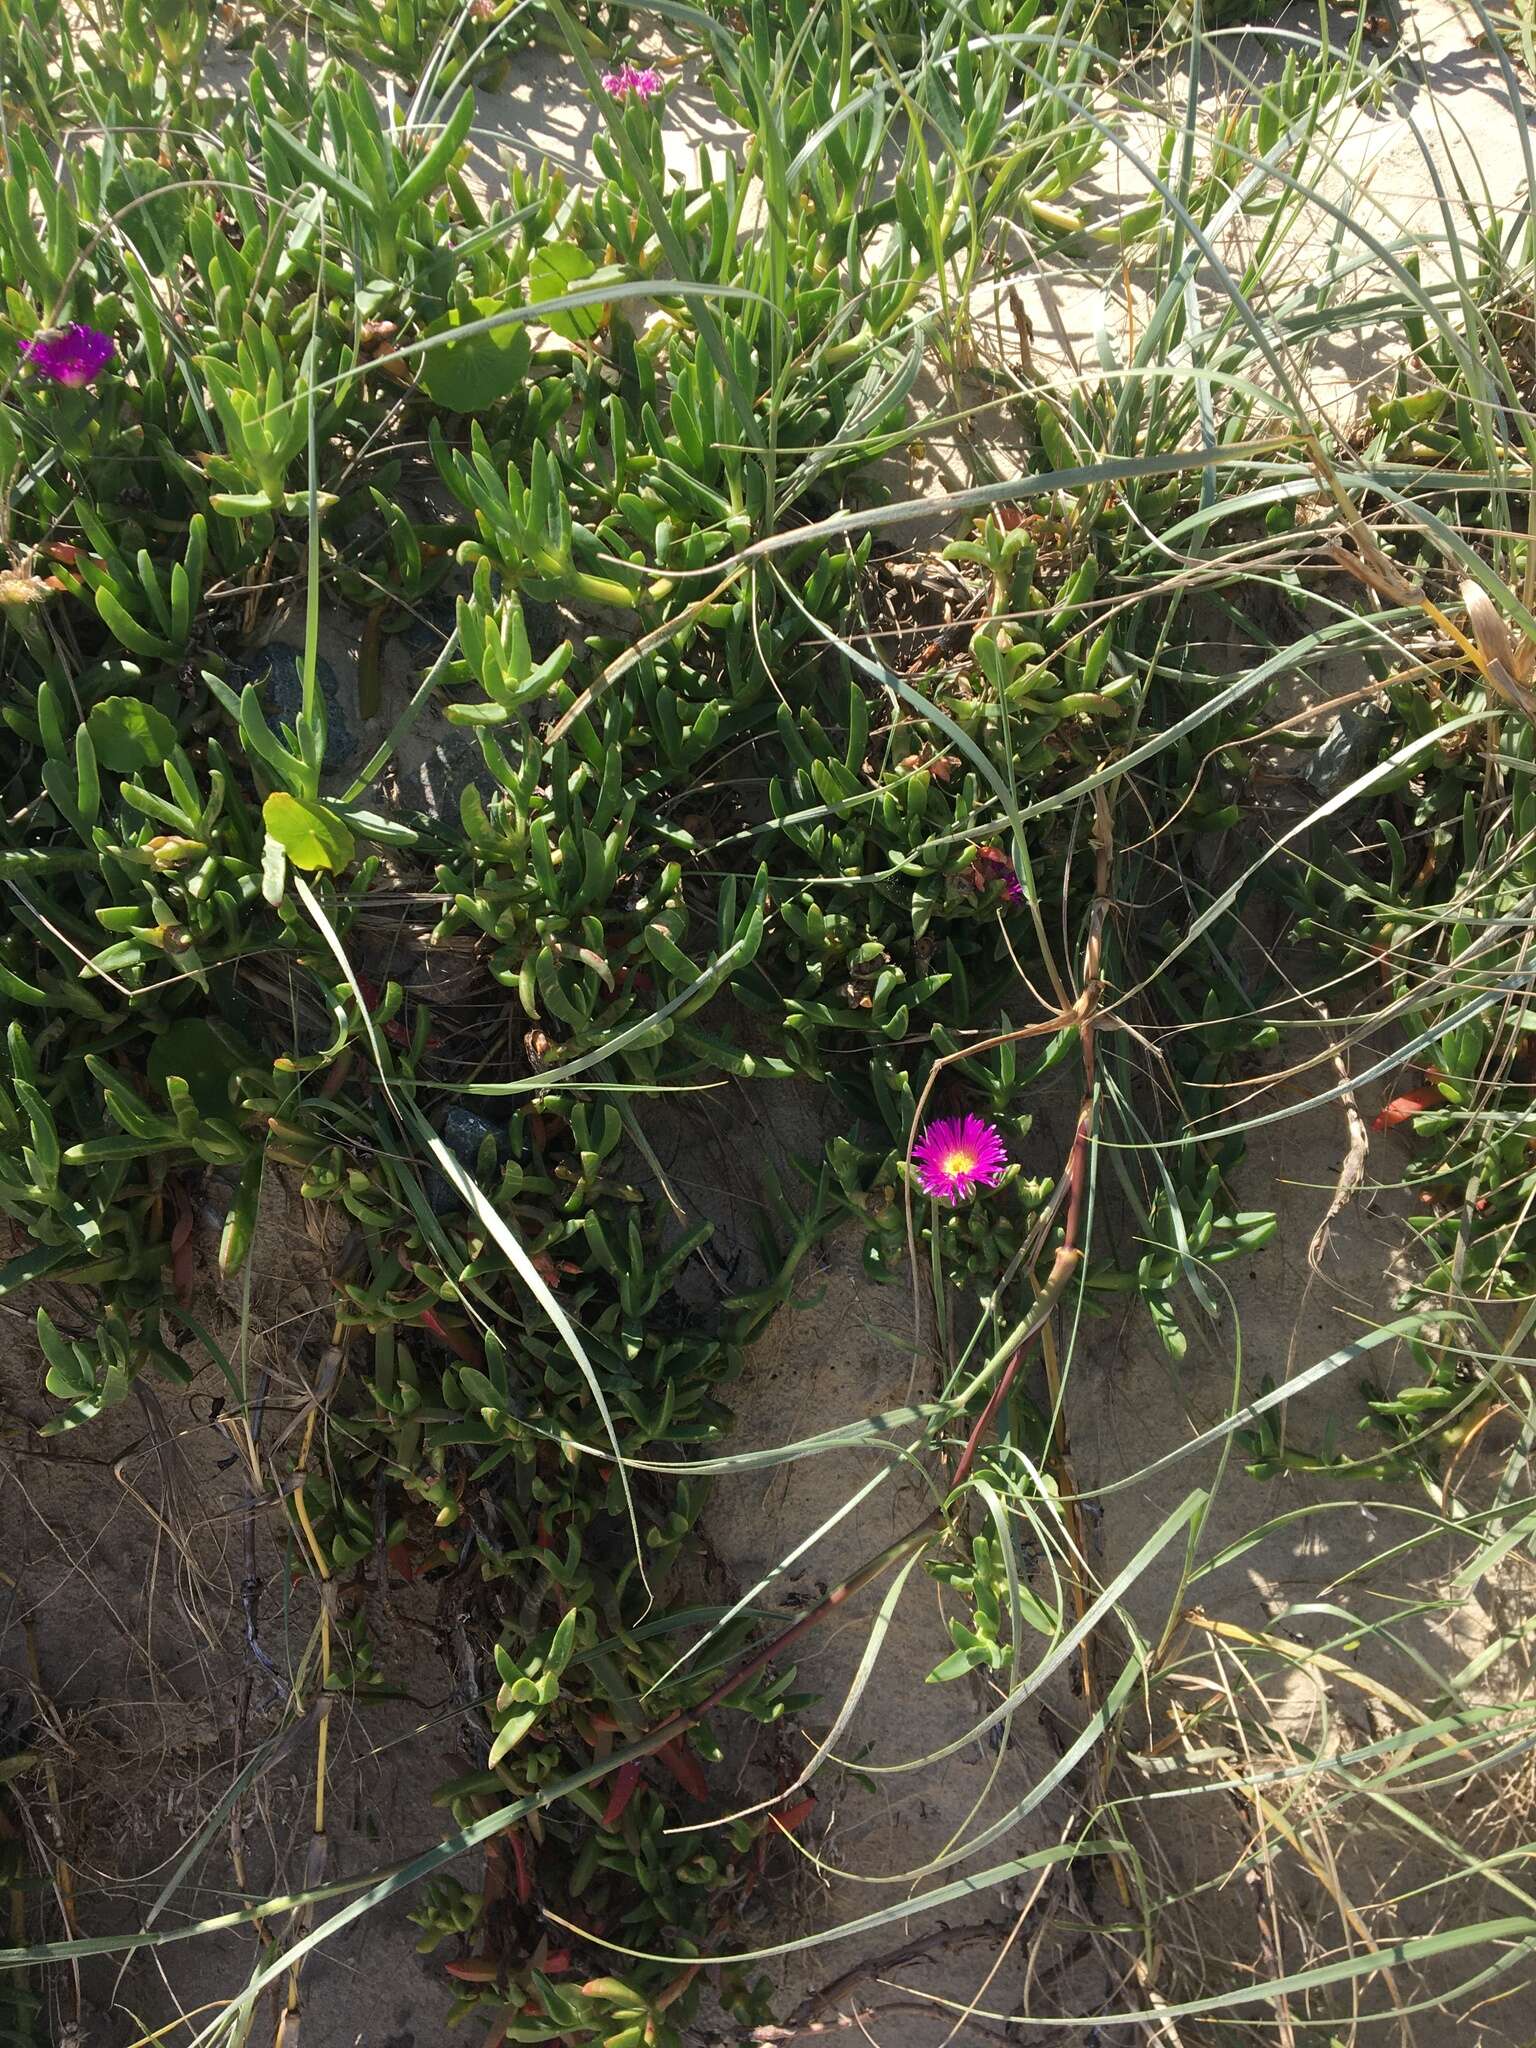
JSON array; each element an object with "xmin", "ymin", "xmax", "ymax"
[
  {"xmin": 262, "ymin": 791, "xmax": 355, "ymax": 872},
  {"xmin": 147, "ymin": 1017, "xmax": 248, "ymax": 1116},
  {"xmin": 86, "ymin": 695, "xmax": 177, "ymax": 772},
  {"xmin": 418, "ymin": 297, "xmax": 533, "ymax": 413},
  {"xmin": 105, "ymin": 157, "xmax": 189, "ymax": 266},
  {"xmin": 528, "ymin": 245, "xmax": 602, "ymax": 343}
]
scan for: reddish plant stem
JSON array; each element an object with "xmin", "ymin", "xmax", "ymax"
[
  {"xmin": 598, "ymin": 814, "xmax": 1112, "ymax": 1793},
  {"xmin": 531, "ymin": 802, "xmax": 1114, "ymax": 1920},
  {"xmin": 949, "ymin": 1101, "xmax": 1091, "ymax": 1495},
  {"xmin": 641, "ymin": 1522, "xmax": 938, "ymax": 1752}
]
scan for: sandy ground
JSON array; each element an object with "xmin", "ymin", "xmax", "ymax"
[{"xmin": 4, "ymin": 3, "xmax": 1536, "ymax": 2045}]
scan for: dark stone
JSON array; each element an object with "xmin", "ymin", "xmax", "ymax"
[
  {"xmin": 426, "ymin": 1108, "xmax": 505, "ymax": 1214},
  {"xmin": 230, "ymin": 643, "xmax": 357, "ymax": 773},
  {"xmin": 1301, "ymin": 701, "xmax": 1394, "ymax": 798},
  {"xmin": 441, "ymin": 1106, "xmax": 503, "ymax": 1168},
  {"xmin": 395, "ymin": 722, "xmax": 500, "ymax": 822}
]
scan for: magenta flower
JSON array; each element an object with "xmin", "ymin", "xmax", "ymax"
[
  {"xmin": 912, "ymin": 1114, "xmax": 1009, "ymax": 1205},
  {"xmin": 972, "ymin": 843, "xmax": 1023, "ymax": 904},
  {"xmin": 601, "ymin": 62, "xmax": 663, "ymax": 100},
  {"xmin": 21, "ymin": 322, "xmax": 115, "ymax": 389}
]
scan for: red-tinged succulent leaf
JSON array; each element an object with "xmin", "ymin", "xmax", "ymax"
[
  {"xmin": 656, "ymin": 1736, "xmax": 707, "ymax": 1800},
  {"xmin": 1372, "ymin": 1085, "xmax": 1442, "ymax": 1132},
  {"xmin": 601, "ymin": 1760, "xmax": 642, "ymax": 1828}
]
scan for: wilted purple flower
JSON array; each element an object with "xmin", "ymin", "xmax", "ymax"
[
  {"xmin": 912, "ymin": 1114, "xmax": 1009, "ymax": 1205},
  {"xmin": 21, "ymin": 322, "xmax": 115, "ymax": 388},
  {"xmin": 601, "ymin": 62, "xmax": 663, "ymax": 101},
  {"xmin": 972, "ymin": 842, "xmax": 1023, "ymax": 904}
]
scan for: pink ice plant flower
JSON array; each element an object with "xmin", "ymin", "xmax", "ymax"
[
  {"xmin": 601, "ymin": 62, "xmax": 663, "ymax": 100},
  {"xmin": 972, "ymin": 842, "xmax": 1024, "ymax": 903},
  {"xmin": 912, "ymin": 1114, "xmax": 1009, "ymax": 1205},
  {"xmin": 21, "ymin": 322, "xmax": 114, "ymax": 388}
]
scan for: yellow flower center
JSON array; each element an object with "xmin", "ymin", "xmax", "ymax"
[{"xmin": 940, "ymin": 1147, "xmax": 976, "ymax": 1177}]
